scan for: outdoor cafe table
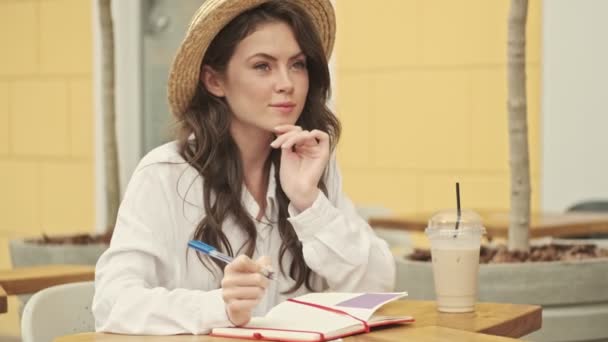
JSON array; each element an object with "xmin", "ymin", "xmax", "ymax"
[
  {"xmin": 0, "ymin": 285, "xmax": 5, "ymax": 314},
  {"xmin": 368, "ymin": 210, "xmax": 608, "ymax": 239},
  {"xmin": 0, "ymin": 265, "xmax": 95, "ymax": 314},
  {"xmin": 56, "ymin": 300, "xmax": 542, "ymax": 342}
]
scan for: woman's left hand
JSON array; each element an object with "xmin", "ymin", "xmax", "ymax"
[{"xmin": 271, "ymin": 125, "xmax": 330, "ymax": 212}]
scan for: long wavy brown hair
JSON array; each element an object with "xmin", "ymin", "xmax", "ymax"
[{"xmin": 174, "ymin": 1, "xmax": 340, "ymax": 293}]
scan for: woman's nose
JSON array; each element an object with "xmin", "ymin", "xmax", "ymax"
[{"xmin": 275, "ymin": 68, "xmax": 294, "ymax": 93}]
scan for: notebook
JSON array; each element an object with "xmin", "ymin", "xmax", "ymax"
[{"xmin": 211, "ymin": 292, "xmax": 414, "ymax": 342}]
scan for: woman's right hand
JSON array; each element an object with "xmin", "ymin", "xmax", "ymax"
[{"xmin": 221, "ymin": 255, "xmax": 270, "ymax": 326}]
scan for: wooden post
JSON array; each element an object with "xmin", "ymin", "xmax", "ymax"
[
  {"xmin": 507, "ymin": 0, "xmax": 531, "ymax": 251},
  {"xmin": 98, "ymin": 0, "xmax": 120, "ymax": 229}
]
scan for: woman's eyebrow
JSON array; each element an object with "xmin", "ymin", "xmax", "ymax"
[{"xmin": 247, "ymin": 51, "xmax": 305, "ymax": 61}]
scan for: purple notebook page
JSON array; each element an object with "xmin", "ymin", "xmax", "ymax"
[{"xmin": 335, "ymin": 293, "xmax": 403, "ymax": 310}]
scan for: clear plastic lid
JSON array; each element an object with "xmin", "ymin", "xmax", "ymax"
[{"xmin": 424, "ymin": 209, "xmax": 486, "ymax": 236}]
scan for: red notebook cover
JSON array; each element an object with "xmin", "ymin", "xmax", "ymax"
[{"xmin": 210, "ymin": 292, "xmax": 414, "ymax": 342}]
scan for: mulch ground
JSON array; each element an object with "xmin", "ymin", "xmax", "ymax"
[
  {"xmin": 27, "ymin": 232, "xmax": 113, "ymax": 245},
  {"xmin": 408, "ymin": 243, "xmax": 608, "ymax": 263}
]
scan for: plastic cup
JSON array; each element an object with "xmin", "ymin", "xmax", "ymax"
[{"xmin": 425, "ymin": 209, "xmax": 486, "ymax": 313}]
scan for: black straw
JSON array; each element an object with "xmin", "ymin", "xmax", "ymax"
[{"xmin": 455, "ymin": 182, "xmax": 461, "ymax": 230}]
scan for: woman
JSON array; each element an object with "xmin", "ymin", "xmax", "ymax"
[{"xmin": 93, "ymin": 0, "xmax": 395, "ymax": 335}]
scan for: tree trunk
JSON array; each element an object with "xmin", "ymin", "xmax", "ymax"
[
  {"xmin": 98, "ymin": 0, "xmax": 120, "ymax": 230},
  {"xmin": 507, "ymin": 0, "xmax": 531, "ymax": 251}
]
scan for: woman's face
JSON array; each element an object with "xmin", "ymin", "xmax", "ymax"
[{"xmin": 205, "ymin": 21, "xmax": 309, "ymax": 137}]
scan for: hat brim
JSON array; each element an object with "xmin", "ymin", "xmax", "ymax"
[{"xmin": 167, "ymin": 0, "xmax": 336, "ymax": 118}]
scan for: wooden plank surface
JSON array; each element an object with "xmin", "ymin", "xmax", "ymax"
[
  {"xmin": 347, "ymin": 326, "xmax": 523, "ymax": 342},
  {"xmin": 378, "ymin": 300, "xmax": 542, "ymax": 338},
  {"xmin": 0, "ymin": 285, "xmax": 6, "ymax": 314},
  {"xmin": 54, "ymin": 300, "xmax": 541, "ymax": 341},
  {"xmin": 55, "ymin": 334, "xmax": 242, "ymax": 342},
  {"xmin": 0, "ymin": 265, "xmax": 95, "ymax": 295},
  {"xmin": 57, "ymin": 326, "xmax": 522, "ymax": 342},
  {"xmin": 369, "ymin": 210, "xmax": 608, "ymax": 238}
]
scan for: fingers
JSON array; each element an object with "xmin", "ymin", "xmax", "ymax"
[
  {"xmin": 221, "ymin": 272, "xmax": 269, "ymax": 289},
  {"xmin": 280, "ymin": 131, "xmax": 316, "ymax": 150},
  {"xmin": 309, "ymin": 129, "xmax": 330, "ymax": 145},
  {"xmin": 225, "ymin": 299, "xmax": 258, "ymax": 326},
  {"xmin": 225, "ymin": 254, "xmax": 260, "ymax": 273},
  {"xmin": 222, "ymin": 255, "xmax": 271, "ymax": 288},
  {"xmin": 222, "ymin": 286, "xmax": 265, "ymax": 301},
  {"xmin": 280, "ymin": 130, "xmax": 329, "ymax": 150},
  {"xmin": 226, "ymin": 299, "xmax": 259, "ymax": 314},
  {"xmin": 221, "ymin": 255, "xmax": 272, "ymax": 326},
  {"xmin": 255, "ymin": 256, "xmax": 274, "ymax": 280},
  {"xmin": 270, "ymin": 129, "xmax": 302, "ymax": 148},
  {"xmin": 270, "ymin": 125, "xmax": 329, "ymax": 149},
  {"xmin": 256, "ymin": 255, "xmax": 271, "ymax": 268},
  {"xmin": 225, "ymin": 299, "xmax": 256, "ymax": 326}
]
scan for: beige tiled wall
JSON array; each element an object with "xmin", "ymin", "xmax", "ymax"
[
  {"xmin": 335, "ymin": 0, "xmax": 542, "ymax": 215},
  {"xmin": 0, "ymin": 0, "xmax": 94, "ymax": 238},
  {"xmin": 0, "ymin": 0, "xmax": 95, "ymax": 337}
]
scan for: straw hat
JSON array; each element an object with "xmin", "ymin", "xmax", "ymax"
[{"xmin": 168, "ymin": 0, "xmax": 336, "ymax": 118}]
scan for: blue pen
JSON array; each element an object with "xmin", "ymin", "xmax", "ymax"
[{"xmin": 188, "ymin": 240, "xmax": 275, "ymax": 280}]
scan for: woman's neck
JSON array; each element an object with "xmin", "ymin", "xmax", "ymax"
[
  {"xmin": 230, "ymin": 123, "xmax": 273, "ymax": 219},
  {"xmin": 231, "ymin": 124, "xmax": 272, "ymax": 173}
]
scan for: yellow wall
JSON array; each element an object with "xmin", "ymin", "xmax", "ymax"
[
  {"xmin": 0, "ymin": 0, "xmax": 94, "ymax": 337},
  {"xmin": 335, "ymin": 0, "xmax": 542, "ymax": 215}
]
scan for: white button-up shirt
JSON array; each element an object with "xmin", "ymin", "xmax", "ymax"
[{"xmin": 92, "ymin": 141, "xmax": 395, "ymax": 335}]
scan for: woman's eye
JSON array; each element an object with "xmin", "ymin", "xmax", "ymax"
[
  {"xmin": 254, "ymin": 63, "xmax": 270, "ymax": 71},
  {"xmin": 293, "ymin": 60, "xmax": 307, "ymax": 70}
]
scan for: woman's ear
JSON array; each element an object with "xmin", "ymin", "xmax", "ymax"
[{"xmin": 200, "ymin": 65, "xmax": 225, "ymax": 97}]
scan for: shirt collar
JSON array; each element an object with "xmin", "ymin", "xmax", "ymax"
[
  {"xmin": 266, "ymin": 163, "xmax": 277, "ymax": 210},
  {"xmin": 241, "ymin": 163, "xmax": 278, "ymax": 222}
]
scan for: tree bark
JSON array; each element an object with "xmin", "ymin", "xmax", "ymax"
[
  {"xmin": 507, "ymin": 0, "xmax": 531, "ymax": 251},
  {"xmin": 98, "ymin": 0, "xmax": 120, "ymax": 230}
]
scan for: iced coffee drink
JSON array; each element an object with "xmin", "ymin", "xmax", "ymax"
[{"xmin": 425, "ymin": 209, "xmax": 485, "ymax": 313}]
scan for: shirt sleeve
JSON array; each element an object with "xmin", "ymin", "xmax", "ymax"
[
  {"xmin": 92, "ymin": 162, "xmax": 232, "ymax": 334},
  {"xmin": 287, "ymin": 155, "xmax": 396, "ymax": 293}
]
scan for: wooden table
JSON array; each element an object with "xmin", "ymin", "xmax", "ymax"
[
  {"xmin": 369, "ymin": 210, "xmax": 608, "ymax": 239},
  {"xmin": 0, "ymin": 264, "xmax": 95, "ymax": 314},
  {"xmin": 55, "ymin": 327, "xmax": 525, "ymax": 341},
  {"xmin": 0, "ymin": 285, "xmax": 6, "ymax": 314},
  {"xmin": 55, "ymin": 301, "xmax": 542, "ymax": 341}
]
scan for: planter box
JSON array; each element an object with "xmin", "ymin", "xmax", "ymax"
[
  {"xmin": 8, "ymin": 239, "xmax": 108, "ymax": 313},
  {"xmin": 395, "ymin": 255, "xmax": 608, "ymax": 342},
  {"xmin": 9, "ymin": 239, "xmax": 107, "ymax": 268}
]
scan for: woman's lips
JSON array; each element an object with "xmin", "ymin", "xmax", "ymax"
[{"xmin": 270, "ymin": 103, "xmax": 296, "ymax": 114}]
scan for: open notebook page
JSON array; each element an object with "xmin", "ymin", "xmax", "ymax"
[
  {"xmin": 212, "ymin": 301, "xmax": 364, "ymax": 342},
  {"xmin": 247, "ymin": 298, "xmax": 362, "ymax": 333},
  {"xmin": 290, "ymin": 292, "xmax": 408, "ymax": 321},
  {"xmin": 211, "ymin": 293, "xmax": 413, "ymax": 342}
]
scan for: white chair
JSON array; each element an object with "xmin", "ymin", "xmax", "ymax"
[{"xmin": 21, "ymin": 281, "xmax": 95, "ymax": 342}]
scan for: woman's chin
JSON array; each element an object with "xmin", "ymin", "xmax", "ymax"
[{"xmin": 271, "ymin": 117, "xmax": 298, "ymax": 128}]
